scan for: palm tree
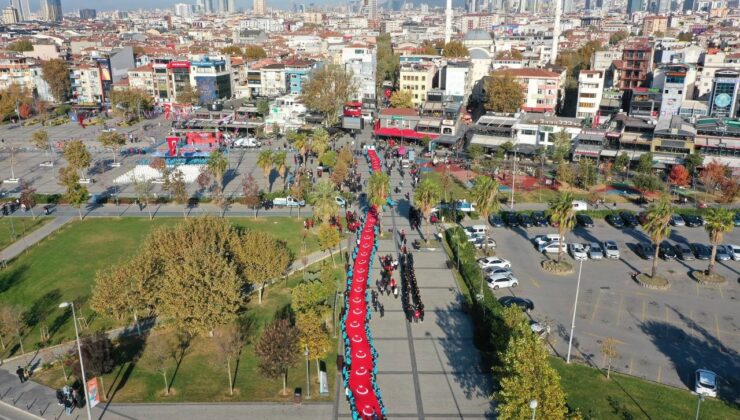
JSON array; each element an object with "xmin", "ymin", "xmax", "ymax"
[
  {"xmin": 367, "ymin": 171, "xmax": 390, "ymax": 209},
  {"xmin": 288, "ymin": 132, "xmax": 310, "ymax": 164},
  {"xmin": 642, "ymin": 196, "xmax": 673, "ymax": 279},
  {"xmin": 311, "ymin": 128, "xmax": 329, "ymax": 159},
  {"xmin": 548, "ymin": 192, "xmax": 576, "ymax": 262},
  {"xmin": 207, "ymin": 150, "xmax": 229, "ymax": 189},
  {"xmin": 415, "ymin": 178, "xmax": 442, "ymax": 242},
  {"xmin": 272, "ymin": 151, "xmax": 288, "ymax": 187},
  {"xmin": 257, "ymin": 150, "xmax": 273, "ymax": 190},
  {"xmin": 311, "ymin": 180, "xmax": 339, "ymax": 224},
  {"xmin": 469, "ymin": 175, "xmax": 500, "ymax": 254},
  {"xmin": 704, "ymin": 208, "xmax": 734, "ymax": 275}
]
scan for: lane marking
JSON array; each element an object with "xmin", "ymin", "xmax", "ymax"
[
  {"xmin": 657, "ymin": 365, "xmax": 663, "ymax": 382},
  {"xmin": 665, "ymin": 306, "xmax": 670, "ymax": 324},
  {"xmin": 628, "ymin": 357, "xmax": 634, "ymax": 375},
  {"xmin": 689, "ymin": 310, "xmax": 696, "ymax": 336},
  {"xmin": 591, "ymin": 291, "xmax": 602, "ymax": 322},
  {"xmin": 641, "ymin": 299, "xmax": 646, "ymax": 322},
  {"xmin": 715, "ymin": 315, "xmax": 722, "ymax": 342},
  {"xmin": 616, "ymin": 295, "xmax": 624, "ymax": 327},
  {"xmin": 718, "ymin": 287, "xmax": 724, "ymax": 300},
  {"xmin": 695, "ymin": 283, "xmax": 700, "ymax": 295}
]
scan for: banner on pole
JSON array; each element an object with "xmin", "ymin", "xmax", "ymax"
[{"xmin": 87, "ymin": 377, "xmax": 100, "ymax": 408}]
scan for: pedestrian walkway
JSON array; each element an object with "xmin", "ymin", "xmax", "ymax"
[{"xmin": 1, "ymin": 215, "xmax": 73, "ymax": 262}]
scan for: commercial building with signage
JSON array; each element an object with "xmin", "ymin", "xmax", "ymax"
[
  {"xmin": 166, "ymin": 60, "xmax": 192, "ymax": 103},
  {"xmin": 191, "ymin": 57, "xmax": 232, "ymax": 104}
]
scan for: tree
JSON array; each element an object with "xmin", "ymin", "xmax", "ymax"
[
  {"xmin": 41, "ymin": 59, "xmax": 70, "ymax": 103},
  {"xmin": 389, "ymin": 90, "xmax": 414, "ymax": 109},
  {"xmin": 311, "ymin": 128, "xmax": 329, "ymax": 158},
  {"xmin": 98, "ymin": 131, "xmax": 126, "ymax": 165},
  {"xmin": 668, "ymin": 164, "xmax": 690, "ymax": 187},
  {"xmin": 257, "ymin": 98, "xmax": 270, "ymax": 117},
  {"xmin": 133, "ymin": 179, "xmax": 155, "ymax": 220},
  {"xmin": 19, "ymin": 184, "xmax": 37, "ymax": 219},
  {"xmin": 576, "ymin": 158, "xmax": 597, "ymax": 189},
  {"xmin": 8, "ymin": 40, "xmax": 33, "ymax": 52},
  {"xmin": 720, "ymin": 178, "xmax": 739, "ymax": 203},
  {"xmin": 495, "ymin": 307, "xmax": 568, "ymax": 420},
  {"xmin": 556, "ymin": 162, "xmax": 574, "ymax": 186},
  {"xmin": 58, "ymin": 166, "xmax": 89, "ymax": 220},
  {"xmin": 242, "ymin": 174, "xmax": 261, "ymax": 218},
  {"xmin": 700, "ymin": 159, "xmax": 729, "ymax": 193},
  {"xmin": 442, "ymin": 40, "xmax": 469, "ymax": 58},
  {"xmin": 30, "ymin": 129, "xmax": 51, "ymax": 156},
  {"xmin": 609, "ymin": 31, "xmax": 630, "ymax": 45},
  {"xmin": 548, "ymin": 192, "xmax": 576, "ymax": 262},
  {"xmin": 551, "ymin": 129, "xmax": 571, "ymax": 163},
  {"xmin": 296, "ymin": 309, "xmax": 331, "ymax": 383},
  {"xmin": 300, "ymin": 64, "xmax": 357, "ymax": 125},
  {"xmin": 415, "ymin": 178, "xmax": 442, "ymax": 241},
  {"xmin": 376, "ymin": 34, "xmax": 400, "ymax": 93},
  {"xmin": 633, "ymin": 173, "xmax": 664, "ymax": 194},
  {"xmin": 703, "ymin": 208, "xmax": 734, "ymax": 275},
  {"xmin": 0, "ymin": 84, "xmax": 32, "ymax": 122},
  {"xmin": 317, "ymin": 222, "xmax": 341, "ymax": 266},
  {"xmin": 214, "ymin": 323, "xmax": 248, "ymax": 396},
  {"xmin": 90, "ymin": 258, "xmax": 153, "ymax": 335},
  {"xmin": 70, "ymin": 332, "xmax": 114, "ymax": 399},
  {"xmin": 287, "ymin": 132, "xmax": 310, "ymax": 164},
  {"xmin": 677, "ymin": 32, "xmax": 694, "ymax": 42},
  {"xmin": 109, "ymin": 88, "xmax": 153, "ymax": 120},
  {"xmin": 244, "ymin": 45, "xmax": 267, "ymax": 59},
  {"xmin": 311, "ymin": 180, "xmax": 339, "ymax": 224},
  {"xmin": 254, "ymin": 318, "xmax": 300, "ymax": 395},
  {"xmin": 615, "ymin": 152, "xmax": 630, "ymax": 180},
  {"xmin": 484, "ymin": 73, "xmax": 524, "ymax": 113},
  {"xmin": 330, "ymin": 160, "xmax": 349, "ymax": 189},
  {"xmin": 220, "ymin": 45, "xmax": 243, "ymax": 56},
  {"xmin": 467, "ymin": 144, "xmax": 485, "ymax": 168},
  {"xmin": 291, "ymin": 172, "xmax": 311, "ymax": 218},
  {"xmin": 417, "ymin": 42, "xmax": 437, "ymax": 55},
  {"xmin": 164, "ymin": 170, "xmax": 189, "ymax": 217},
  {"xmin": 495, "ymin": 50, "xmax": 523, "ymax": 60},
  {"xmin": 176, "ymin": 83, "xmax": 199, "ymax": 105},
  {"xmin": 643, "ymin": 196, "xmax": 673, "ymax": 279},
  {"xmin": 684, "ymin": 152, "xmax": 703, "ymax": 177},
  {"xmin": 470, "ymin": 175, "xmax": 500, "ymax": 255},
  {"xmin": 0, "ymin": 306, "xmax": 24, "ymax": 355},
  {"xmin": 207, "ymin": 150, "xmax": 229, "ymax": 190},
  {"xmin": 63, "ymin": 140, "xmax": 91, "ymax": 178},
  {"xmin": 600, "ymin": 337, "xmax": 619, "ymax": 379},
  {"xmin": 148, "ymin": 333, "xmax": 175, "ymax": 396},
  {"xmin": 257, "ymin": 150, "xmax": 274, "ymax": 190},
  {"xmin": 367, "ymin": 171, "xmax": 391, "ymax": 209},
  {"xmin": 636, "ymin": 152, "xmax": 654, "ymax": 174},
  {"xmin": 233, "ymin": 230, "xmax": 292, "ymax": 303}
]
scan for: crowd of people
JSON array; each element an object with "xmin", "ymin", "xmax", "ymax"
[
  {"xmin": 401, "ymin": 252, "xmax": 424, "ymax": 323},
  {"xmin": 55, "ymin": 385, "xmax": 83, "ymax": 416}
]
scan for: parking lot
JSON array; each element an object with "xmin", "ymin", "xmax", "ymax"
[{"xmin": 463, "ymin": 217, "xmax": 739, "ymax": 398}]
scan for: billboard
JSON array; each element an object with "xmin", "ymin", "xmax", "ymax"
[
  {"xmin": 342, "ymin": 116, "xmax": 364, "ymax": 130},
  {"xmin": 86, "ymin": 378, "xmax": 100, "ymax": 408},
  {"xmin": 167, "ymin": 61, "xmax": 191, "ymax": 69}
]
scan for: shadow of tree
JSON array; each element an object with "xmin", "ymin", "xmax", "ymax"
[
  {"xmin": 0, "ymin": 264, "xmax": 27, "ymax": 294},
  {"xmin": 21, "ymin": 289, "xmax": 61, "ymax": 328}
]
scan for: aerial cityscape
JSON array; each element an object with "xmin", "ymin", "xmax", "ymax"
[{"xmin": 0, "ymin": 0, "xmax": 738, "ymax": 419}]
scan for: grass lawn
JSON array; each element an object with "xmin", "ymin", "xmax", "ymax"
[
  {"xmin": 0, "ymin": 217, "xmax": 325, "ymax": 358},
  {"xmin": 553, "ymin": 358, "xmax": 738, "ymax": 419},
  {"xmin": 422, "ymin": 171, "xmax": 470, "ymax": 202},
  {"xmin": 0, "ymin": 217, "xmax": 52, "ymax": 250},
  {"xmin": 34, "ymin": 264, "xmax": 342, "ymax": 402}
]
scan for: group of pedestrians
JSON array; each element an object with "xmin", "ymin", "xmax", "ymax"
[
  {"xmin": 55, "ymin": 385, "xmax": 82, "ymax": 416},
  {"xmin": 401, "ymin": 252, "xmax": 424, "ymax": 323}
]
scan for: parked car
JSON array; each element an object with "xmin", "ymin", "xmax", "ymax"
[
  {"xmin": 464, "ymin": 225, "xmax": 488, "ymax": 237},
  {"xmin": 691, "ymin": 243, "xmax": 712, "ymax": 260},
  {"xmin": 518, "ymin": 213, "xmax": 534, "ymax": 228},
  {"xmin": 472, "ymin": 237, "xmax": 497, "ymax": 249},
  {"xmin": 503, "ymin": 211, "xmax": 519, "ymax": 227},
  {"xmin": 487, "ymin": 273, "xmax": 519, "ymax": 289},
  {"xmin": 734, "ymin": 212, "xmax": 740, "ymax": 227},
  {"xmin": 715, "ymin": 245, "xmax": 732, "ymax": 261},
  {"xmin": 488, "ymin": 214, "xmax": 504, "ymax": 227},
  {"xmin": 540, "ymin": 241, "xmax": 566, "ymax": 254},
  {"xmin": 670, "ymin": 214, "xmax": 686, "ymax": 227},
  {"xmin": 576, "ymin": 214, "xmax": 594, "ymax": 228},
  {"xmin": 533, "ymin": 234, "xmax": 564, "ymax": 247},
  {"xmin": 529, "ymin": 320, "xmax": 550, "ymax": 339},
  {"xmin": 675, "ymin": 242, "xmax": 694, "ymax": 260},
  {"xmin": 636, "ymin": 242, "xmax": 655, "ymax": 259},
  {"xmin": 569, "ymin": 243, "xmax": 589, "ymax": 260},
  {"xmin": 499, "ymin": 296, "xmax": 534, "ymax": 312},
  {"xmin": 606, "ymin": 214, "xmax": 625, "ymax": 228},
  {"xmin": 603, "ymin": 240, "xmax": 620, "ymax": 259},
  {"xmin": 588, "ymin": 242, "xmax": 604, "ymax": 260},
  {"xmin": 483, "ymin": 266, "xmax": 512, "ymax": 276},
  {"xmin": 728, "ymin": 244, "xmax": 740, "ymax": 261},
  {"xmin": 683, "ymin": 215, "xmax": 704, "ymax": 227},
  {"xmin": 620, "ymin": 212, "xmax": 639, "ymax": 228},
  {"xmin": 478, "ymin": 257, "xmax": 511, "ymax": 270},
  {"xmin": 694, "ymin": 369, "xmax": 718, "ymax": 398},
  {"xmin": 531, "ymin": 211, "xmax": 548, "ymax": 227},
  {"xmin": 572, "ymin": 200, "xmax": 588, "ymax": 212},
  {"xmin": 658, "ymin": 241, "xmax": 677, "ymax": 260}
]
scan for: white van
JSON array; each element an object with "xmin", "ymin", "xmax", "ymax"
[
  {"xmin": 533, "ymin": 234, "xmax": 565, "ymax": 247},
  {"xmin": 464, "ymin": 225, "xmax": 488, "ymax": 237},
  {"xmin": 539, "ymin": 241, "xmax": 567, "ymax": 254},
  {"xmin": 572, "ymin": 200, "xmax": 588, "ymax": 212}
]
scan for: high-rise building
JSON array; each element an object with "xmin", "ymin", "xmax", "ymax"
[
  {"xmin": 175, "ymin": 3, "xmax": 191, "ymax": 16},
  {"xmin": 217, "ymin": 0, "xmax": 227, "ymax": 13},
  {"xmin": 708, "ymin": 70, "xmax": 740, "ymax": 119},
  {"xmin": 9, "ymin": 0, "xmax": 29, "ymax": 21},
  {"xmin": 253, "ymin": 0, "xmax": 265, "ymax": 15},
  {"xmin": 228, "ymin": 0, "xmax": 235, "ymax": 13},
  {"xmin": 2, "ymin": 6, "xmax": 19, "ymax": 24},
  {"xmin": 42, "ymin": 0, "xmax": 62, "ymax": 22},
  {"xmin": 562, "ymin": 0, "xmax": 574, "ymax": 13},
  {"xmin": 79, "ymin": 8, "xmax": 96, "ymax": 19},
  {"xmin": 627, "ymin": 0, "xmax": 643, "ymax": 15},
  {"xmin": 364, "ymin": 0, "xmax": 377, "ymax": 20}
]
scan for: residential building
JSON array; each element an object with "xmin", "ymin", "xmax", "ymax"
[
  {"xmin": 127, "ymin": 65, "xmax": 156, "ymax": 98},
  {"xmin": 399, "ymin": 62, "xmax": 437, "ymax": 108},
  {"xmin": 284, "ymin": 59, "xmax": 317, "ymax": 95},
  {"xmin": 576, "ymin": 70, "xmax": 604, "ymax": 121},
  {"xmin": 42, "ymin": 0, "xmax": 62, "ymax": 22},
  {"xmin": 642, "ymin": 16, "xmax": 667, "ymax": 36},
  {"xmin": 2, "ymin": 6, "xmax": 19, "ymax": 24},
  {"xmin": 442, "ymin": 61, "xmax": 472, "ymax": 103},
  {"xmin": 618, "ymin": 41, "xmax": 652, "ymax": 90},
  {"xmin": 365, "ymin": 0, "xmax": 377, "ymax": 21},
  {"xmin": 253, "ymin": 0, "xmax": 265, "ymax": 15},
  {"xmin": 190, "ymin": 56, "xmax": 232, "ymax": 104},
  {"xmin": 79, "ymin": 8, "xmax": 96, "ymax": 19},
  {"xmin": 494, "ymin": 68, "xmax": 561, "ymax": 113},
  {"xmin": 653, "ymin": 64, "xmax": 695, "ymax": 119},
  {"xmin": 708, "ymin": 69, "xmax": 740, "ymax": 119},
  {"xmin": 70, "ymin": 63, "xmax": 106, "ymax": 105},
  {"xmin": 342, "ymin": 45, "xmax": 377, "ymax": 103},
  {"xmin": 260, "ymin": 64, "xmax": 286, "ymax": 97},
  {"xmin": 175, "ymin": 3, "xmax": 191, "ymax": 17}
]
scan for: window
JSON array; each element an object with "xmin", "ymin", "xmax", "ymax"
[{"xmin": 422, "ymin": 76, "xmax": 426, "ymax": 81}]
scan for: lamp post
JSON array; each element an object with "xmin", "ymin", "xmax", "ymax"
[
  {"xmin": 304, "ymin": 345, "xmax": 310, "ymax": 399},
  {"xmin": 59, "ymin": 302, "xmax": 92, "ymax": 420},
  {"xmin": 566, "ymin": 259, "xmax": 584, "ymax": 364},
  {"xmin": 529, "ymin": 399, "xmax": 538, "ymax": 420},
  {"xmin": 510, "ymin": 144, "xmax": 519, "ymax": 210},
  {"xmin": 695, "ymin": 394, "xmax": 704, "ymax": 420}
]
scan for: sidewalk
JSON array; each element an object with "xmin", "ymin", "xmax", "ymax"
[{"xmin": 1, "ymin": 215, "xmax": 74, "ymax": 262}]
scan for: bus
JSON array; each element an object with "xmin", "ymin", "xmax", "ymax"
[{"xmin": 343, "ymin": 101, "xmax": 362, "ymax": 117}]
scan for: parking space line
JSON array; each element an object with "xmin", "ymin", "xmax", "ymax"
[
  {"xmin": 628, "ymin": 357, "xmax": 634, "ymax": 375},
  {"xmin": 718, "ymin": 287, "xmax": 724, "ymax": 299},
  {"xmin": 657, "ymin": 365, "xmax": 663, "ymax": 382},
  {"xmin": 689, "ymin": 310, "xmax": 696, "ymax": 337},
  {"xmin": 590, "ymin": 291, "xmax": 602, "ymax": 322},
  {"xmin": 641, "ymin": 300, "xmax": 646, "ymax": 322},
  {"xmin": 527, "ymin": 275, "xmax": 540, "ymax": 289},
  {"xmin": 665, "ymin": 306, "xmax": 670, "ymax": 324},
  {"xmin": 583, "ymin": 331, "xmax": 626, "ymax": 345},
  {"xmin": 695, "ymin": 283, "xmax": 700, "ymax": 295},
  {"xmin": 616, "ymin": 295, "xmax": 624, "ymax": 327},
  {"xmin": 715, "ymin": 315, "xmax": 722, "ymax": 342}
]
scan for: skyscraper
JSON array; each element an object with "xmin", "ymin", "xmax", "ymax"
[
  {"xmin": 254, "ymin": 0, "xmax": 265, "ymax": 15},
  {"xmin": 627, "ymin": 0, "xmax": 644, "ymax": 15},
  {"xmin": 365, "ymin": 0, "xmax": 376, "ymax": 20},
  {"xmin": 10, "ymin": 0, "xmax": 30, "ymax": 21},
  {"xmin": 42, "ymin": 0, "xmax": 62, "ymax": 22}
]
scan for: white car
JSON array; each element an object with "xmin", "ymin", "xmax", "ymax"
[
  {"xmin": 533, "ymin": 234, "xmax": 563, "ymax": 247},
  {"xmin": 234, "ymin": 137, "xmax": 261, "ymax": 148},
  {"xmin": 483, "ymin": 266, "xmax": 512, "ymax": 277},
  {"xmin": 530, "ymin": 320, "xmax": 550, "ymax": 339},
  {"xmin": 670, "ymin": 214, "xmax": 686, "ymax": 226},
  {"xmin": 539, "ymin": 241, "xmax": 566, "ymax": 254},
  {"xmin": 603, "ymin": 240, "xmax": 620, "ymax": 259},
  {"xmin": 335, "ymin": 196, "xmax": 347, "ymax": 207},
  {"xmin": 472, "ymin": 237, "xmax": 496, "ymax": 249},
  {"xmin": 695, "ymin": 369, "xmax": 718, "ymax": 398},
  {"xmin": 727, "ymin": 244, "xmax": 740, "ymax": 261},
  {"xmin": 477, "ymin": 257, "xmax": 511, "ymax": 270},
  {"xmin": 569, "ymin": 243, "xmax": 589, "ymax": 260},
  {"xmin": 588, "ymin": 242, "xmax": 604, "ymax": 260},
  {"xmin": 487, "ymin": 272, "xmax": 519, "ymax": 289}
]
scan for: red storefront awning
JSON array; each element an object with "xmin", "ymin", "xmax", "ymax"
[{"xmin": 374, "ymin": 127, "xmax": 439, "ymax": 140}]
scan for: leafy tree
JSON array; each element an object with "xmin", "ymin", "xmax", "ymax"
[
  {"xmin": 442, "ymin": 40, "xmax": 469, "ymax": 58},
  {"xmin": 700, "ymin": 159, "xmax": 729, "ymax": 193},
  {"xmin": 367, "ymin": 171, "xmax": 391, "ymax": 209},
  {"xmin": 636, "ymin": 152, "xmax": 654, "ymax": 174},
  {"xmin": 207, "ymin": 150, "xmax": 229, "ymax": 189},
  {"xmin": 242, "ymin": 174, "xmax": 261, "ymax": 218},
  {"xmin": 164, "ymin": 170, "xmax": 189, "ymax": 217},
  {"xmin": 290, "ymin": 172, "xmax": 311, "ymax": 218},
  {"xmin": 683, "ymin": 151, "xmax": 703, "ymax": 176},
  {"xmin": 614, "ymin": 152, "xmax": 630, "ymax": 180},
  {"xmin": 109, "ymin": 88, "xmax": 153, "ymax": 120},
  {"xmin": 376, "ymin": 33, "xmax": 400, "ymax": 93},
  {"xmin": 311, "ymin": 180, "xmax": 339, "ymax": 224},
  {"xmin": 176, "ymin": 83, "xmax": 199, "ymax": 105},
  {"xmin": 556, "ymin": 40, "xmax": 603, "ymax": 77},
  {"xmin": 8, "ymin": 40, "xmax": 33, "ymax": 52},
  {"xmin": 0, "ymin": 84, "xmax": 32, "ymax": 122},
  {"xmin": 30, "ymin": 130, "xmax": 51, "ymax": 155},
  {"xmin": 548, "ymin": 192, "xmax": 576, "ymax": 262},
  {"xmin": 556, "ymin": 162, "xmax": 574, "ymax": 185},
  {"xmin": 214, "ymin": 322, "xmax": 249, "ymax": 396},
  {"xmin": 720, "ymin": 178, "xmax": 739, "ymax": 203},
  {"xmin": 19, "ymin": 184, "xmax": 37, "ymax": 219},
  {"xmin": 469, "ymin": 175, "xmax": 500, "ymax": 255},
  {"xmin": 495, "ymin": 307, "xmax": 568, "ymax": 420},
  {"xmin": 609, "ymin": 31, "xmax": 629, "ymax": 45},
  {"xmin": 90, "ymin": 256, "xmax": 153, "ymax": 335},
  {"xmin": 133, "ymin": 179, "xmax": 155, "ymax": 220},
  {"xmin": 485, "ymin": 72, "xmax": 524, "ymax": 113},
  {"xmin": 467, "ymin": 144, "xmax": 485, "ymax": 168},
  {"xmin": 287, "ymin": 131, "xmax": 310, "ymax": 164},
  {"xmin": 668, "ymin": 164, "xmax": 690, "ymax": 187},
  {"xmin": 70, "ymin": 331, "xmax": 114, "ymax": 399},
  {"xmin": 257, "ymin": 98, "xmax": 270, "ymax": 116},
  {"xmin": 41, "ymin": 59, "xmax": 71, "ymax": 103},
  {"xmin": 642, "ymin": 196, "xmax": 673, "ymax": 279},
  {"xmin": 58, "ymin": 166, "xmax": 89, "ymax": 220},
  {"xmin": 311, "ymin": 128, "xmax": 329, "ymax": 158},
  {"xmin": 390, "ymin": 90, "xmax": 414, "ymax": 108},
  {"xmin": 244, "ymin": 45, "xmax": 267, "ymax": 59},
  {"xmin": 331, "ymin": 160, "xmax": 349, "ymax": 189},
  {"xmin": 415, "ymin": 178, "xmax": 442, "ymax": 241},
  {"xmin": 317, "ymin": 222, "xmax": 341, "ymax": 266},
  {"xmin": 300, "ymin": 64, "xmax": 357, "ymax": 125},
  {"xmin": 320, "ymin": 150, "xmax": 337, "ymax": 169},
  {"xmin": 296, "ymin": 309, "xmax": 331, "ymax": 382},
  {"xmin": 600, "ymin": 337, "xmax": 619, "ymax": 379},
  {"xmin": 633, "ymin": 173, "xmax": 663, "ymax": 194},
  {"xmin": 703, "ymin": 208, "xmax": 734, "ymax": 275},
  {"xmin": 677, "ymin": 32, "xmax": 694, "ymax": 42},
  {"xmin": 0, "ymin": 306, "xmax": 24, "ymax": 354},
  {"xmin": 63, "ymin": 140, "xmax": 91, "ymax": 178},
  {"xmin": 220, "ymin": 45, "xmax": 243, "ymax": 56},
  {"xmin": 417, "ymin": 42, "xmax": 437, "ymax": 55},
  {"xmin": 98, "ymin": 131, "xmax": 126, "ymax": 165},
  {"xmin": 254, "ymin": 318, "xmax": 300, "ymax": 395},
  {"xmin": 551, "ymin": 129, "xmax": 571, "ymax": 163},
  {"xmin": 257, "ymin": 150, "xmax": 274, "ymax": 190},
  {"xmin": 495, "ymin": 50, "xmax": 523, "ymax": 60},
  {"xmin": 576, "ymin": 159, "xmax": 597, "ymax": 189},
  {"xmin": 234, "ymin": 230, "xmax": 292, "ymax": 303}
]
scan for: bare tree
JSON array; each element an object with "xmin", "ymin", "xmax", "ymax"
[{"xmin": 600, "ymin": 337, "xmax": 619, "ymax": 379}]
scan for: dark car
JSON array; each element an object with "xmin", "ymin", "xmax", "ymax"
[
  {"xmin": 636, "ymin": 242, "xmax": 655, "ymax": 259},
  {"xmin": 606, "ymin": 214, "xmax": 625, "ymax": 228},
  {"xmin": 734, "ymin": 212, "xmax": 740, "ymax": 227},
  {"xmin": 620, "ymin": 212, "xmax": 639, "ymax": 227},
  {"xmin": 499, "ymin": 296, "xmax": 534, "ymax": 313},
  {"xmin": 683, "ymin": 215, "xmax": 704, "ymax": 227},
  {"xmin": 488, "ymin": 214, "xmax": 504, "ymax": 227},
  {"xmin": 576, "ymin": 214, "xmax": 594, "ymax": 228},
  {"xmin": 674, "ymin": 242, "xmax": 694, "ymax": 260},
  {"xmin": 531, "ymin": 211, "xmax": 548, "ymax": 227},
  {"xmin": 518, "ymin": 213, "xmax": 534, "ymax": 228},
  {"xmin": 659, "ymin": 241, "xmax": 677, "ymax": 260},
  {"xmin": 691, "ymin": 243, "xmax": 712, "ymax": 260},
  {"xmin": 503, "ymin": 212, "xmax": 519, "ymax": 227}
]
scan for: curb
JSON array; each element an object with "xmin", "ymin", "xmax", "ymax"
[{"xmin": 634, "ymin": 274, "xmax": 671, "ymax": 290}]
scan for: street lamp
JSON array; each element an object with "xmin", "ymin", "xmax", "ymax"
[
  {"xmin": 59, "ymin": 302, "xmax": 92, "ymax": 420},
  {"xmin": 510, "ymin": 143, "xmax": 519, "ymax": 210},
  {"xmin": 695, "ymin": 394, "xmax": 704, "ymax": 420},
  {"xmin": 566, "ymin": 259, "xmax": 584, "ymax": 364},
  {"xmin": 304, "ymin": 345, "xmax": 310, "ymax": 399},
  {"xmin": 529, "ymin": 399, "xmax": 538, "ymax": 420}
]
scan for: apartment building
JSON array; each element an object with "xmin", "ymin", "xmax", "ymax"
[
  {"xmin": 576, "ymin": 70, "xmax": 604, "ymax": 120},
  {"xmin": 399, "ymin": 62, "xmax": 437, "ymax": 108},
  {"xmin": 190, "ymin": 56, "xmax": 232, "ymax": 103},
  {"xmin": 642, "ymin": 16, "xmax": 668, "ymax": 36},
  {"xmin": 652, "ymin": 64, "xmax": 695, "ymax": 119},
  {"xmin": 618, "ymin": 41, "xmax": 653, "ymax": 90},
  {"xmin": 127, "ymin": 64, "xmax": 156, "ymax": 98},
  {"xmin": 494, "ymin": 68, "xmax": 561, "ymax": 113},
  {"xmin": 342, "ymin": 45, "xmax": 377, "ymax": 103},
  {"xmin": 70, "ymin": 63, "xmax": 106, "ymax": 105}
]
